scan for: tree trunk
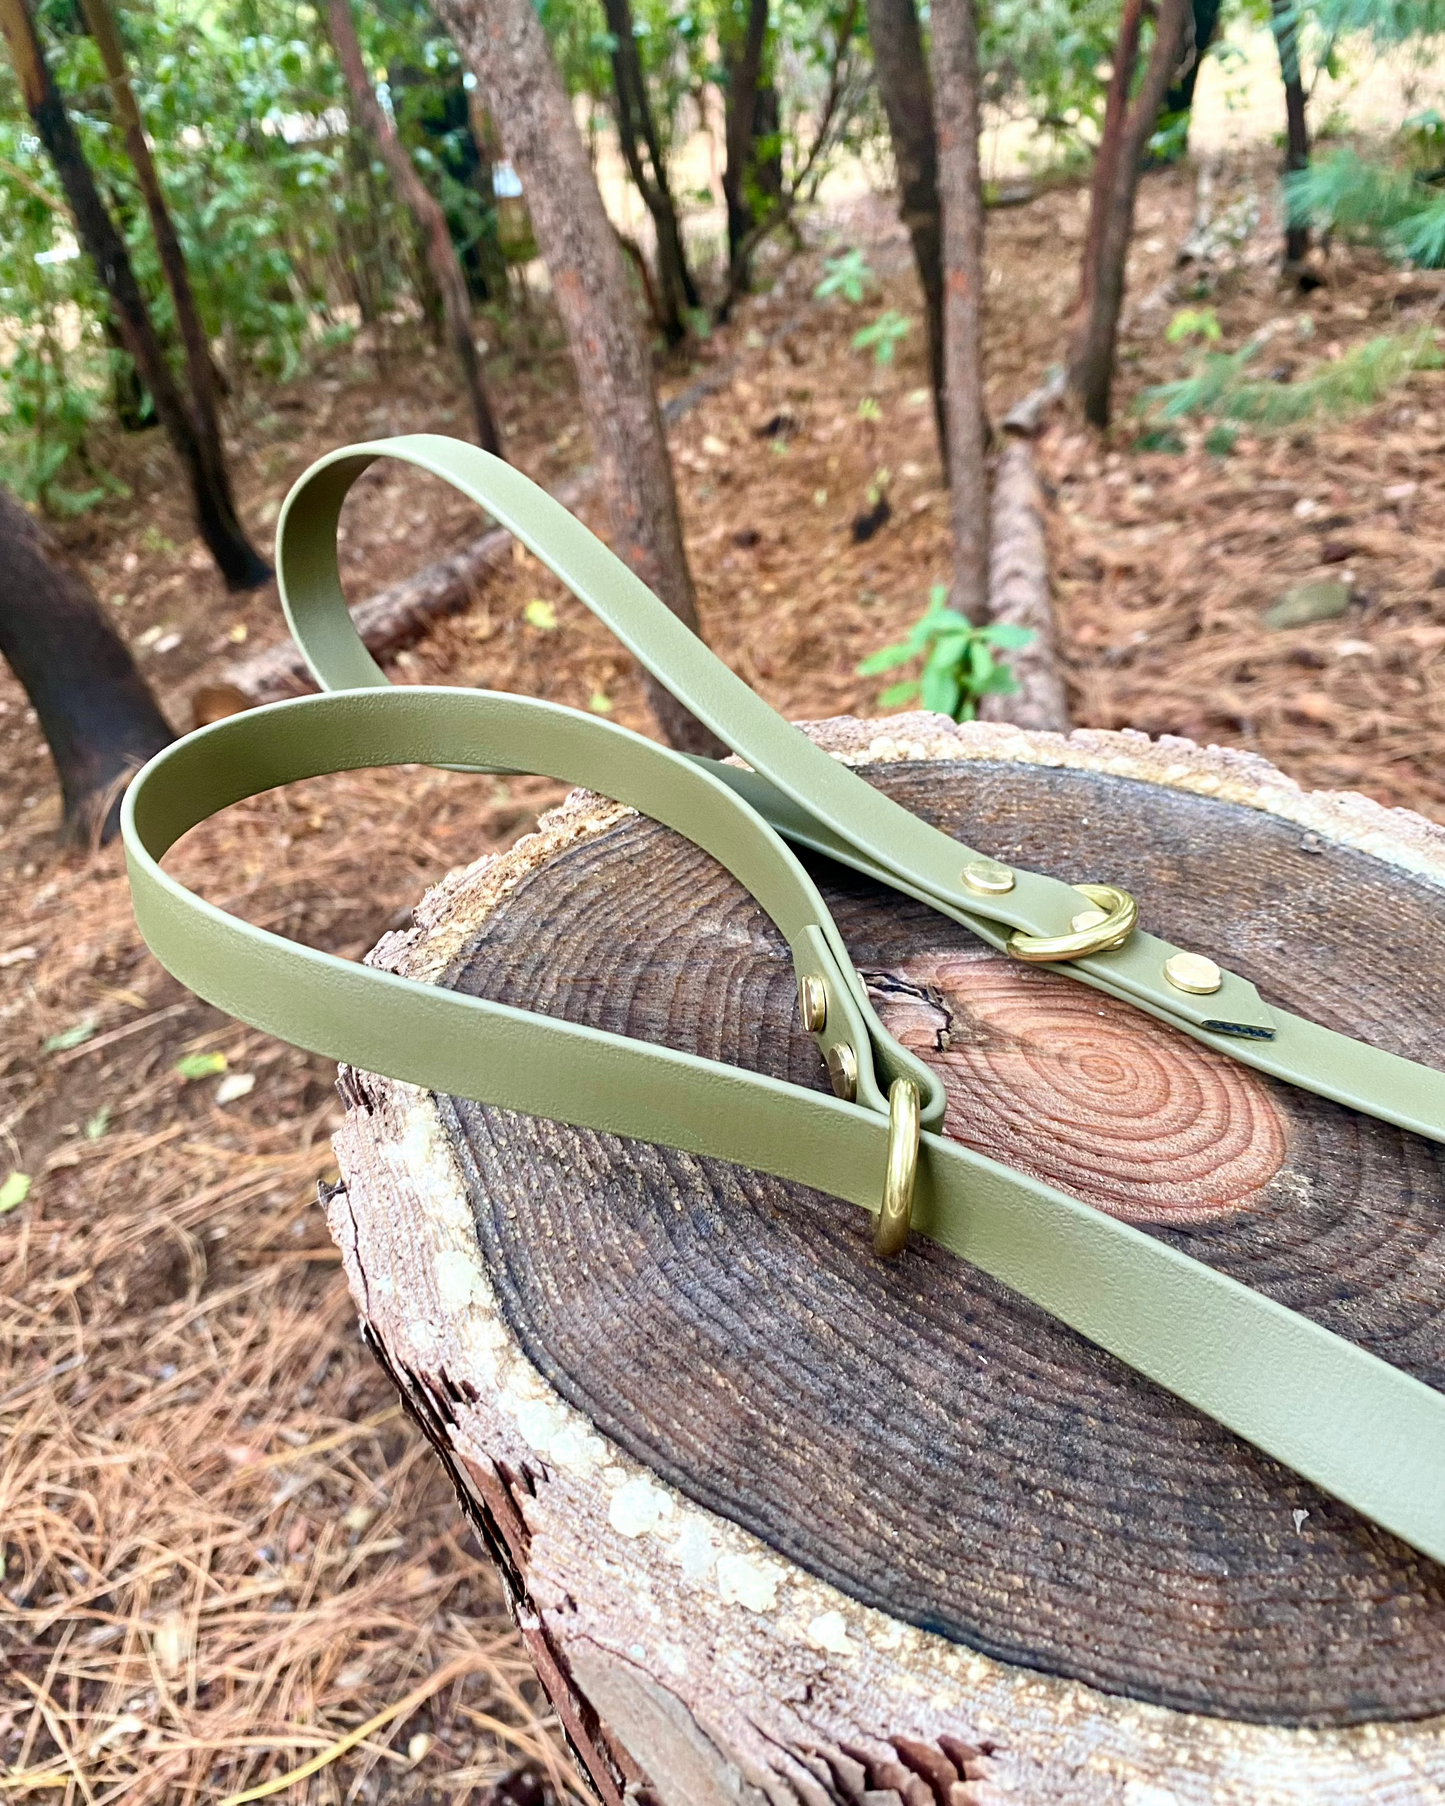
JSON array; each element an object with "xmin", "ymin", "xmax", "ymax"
[
  {"xmin": 328, "ymin": 715, "xmax": 1445, "ymax": 1805},
  {"xmin": 1067, "ymin": 0, "xmax": 1191, "ymax": 427},
  {"xmin": 720, "ymin": 0, "xmax": 769, "ymax": 285},
  {"xmin": 1160, "ymin": 0, "xmax": 1222, "ymax": 136},
  {"xmin": 0, "ymin": 0, "xmax": 270, "ymax": 589},
  {"xmin": 435, "ymin": 0, "xmax": 724, "ymax": 757},
  {"xmin": 103, "ymin": 313, "xmax": 156, "ymax": 432},
  {"xmin": 1271, "ymin": 0, "xmax": 1310, "ymax": 268},
  {"xmin": 328, "ymin": 0, "xmax": 502, "ymax": 456},
  {"xmin": 600, "ymin": 0, "xmax": 698, "ymax": 345},
  {"xmin": 78, "ymin": 0, "xmax": 229, "ymax": 465},
  {"xmin": 0, "ymin": 486, "xmax": 172, "ymax": 843},
  {"xmin": 930, "ymin": 0, "xmax": 987, "ymax": 619},
  {"xmin": 865, "ymin": 0, "xmax": 947, "ymax": 465}
]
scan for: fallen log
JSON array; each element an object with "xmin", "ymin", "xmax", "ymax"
[
  {"xmin": 979, "ymin": 438, "xmax": 1068, "ymax": 732},
  {"xmin": 325, "ymin": 714, "xmax": 1445, "ymax": 1805},
  {"xmin": 981, "ymin": 371, "xmax": 1068, "ymax": 733}
]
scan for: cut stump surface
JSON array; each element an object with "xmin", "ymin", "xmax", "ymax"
[{"xmin": 326, "ymin": 714, "xmax": 1445, "ymax": 1805}]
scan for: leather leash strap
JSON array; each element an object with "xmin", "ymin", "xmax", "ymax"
[{"xmin": 122, "ymin": 435, "xmax": 1445, "ymax": 1566}]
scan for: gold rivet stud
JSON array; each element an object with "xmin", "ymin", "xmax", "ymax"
[
  {"xmin": 1164, "ymin": 951, "xmax": 1223, "ymax": 995},
  {"xmin": 825, "ymin": 1043, "xmax": 858, "ymax": 1101},
  {"xmin": 799, "ymin": 974, "xmax": 828, "ymax": 1034},
  {"xmin": 962, "ymin": 857, "xmax": 1015, "ymax": 896}
]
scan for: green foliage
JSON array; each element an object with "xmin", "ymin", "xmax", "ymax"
[
  {"xmin": 1287, "ymin": 148, "xmax": 1445, "ymax": 266},
  {"xmin": 1142, "ymin": 330, "xmax": 1443, "ymax": 429},
  {"xmin": 978, "ymin": 0, "xmax": 1123, "ymax": 158},
  {"xmin": 0, "ymin": 1171, "xmax": 31, "ymax": 1213},
  {"xmin": 1166, "ymin": 307, "xmax": 1222, "ymax": 344},
  {"xmin": 1132, "ymin": 425, "xmax": 1186, "ymax": 452},
  {"xmin": 858, "ymin": 585, "xmax": 1034, "ymax": 722},
  {"xmin": 0, "ymin": 0, "xmax": 502, "ymax": 510},
  {"xmin": 851, "ymin": 308, "xmax": 910, "ymax": 364},
  {"xmin": 814, "ymin": 246, "xmax": 873, "ymax": 303}
]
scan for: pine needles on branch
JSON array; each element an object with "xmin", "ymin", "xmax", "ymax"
[
  {"xmin": 1142, "ymin": 330, "xmax": 1442, "ymax": 431},
  {"xmin": 1287, "ymin": 148, "xmax": 1445, "ymax": 267}
]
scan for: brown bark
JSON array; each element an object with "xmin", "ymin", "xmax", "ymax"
[
  {"xmin": 0, "ymin": 486, "xmax": 172, "ymax": 842},
  {"xmin": 1272, "ymin": 0, "xmax": 1310, "ymax": 267},
  {"xmin": 0, "ymin": 0, "xmax": 270, "ymax": 588},
  {"xmin": 714, "ymin": 0, "xmax": 859, "ymax": 323},
  {"xmin": 1070, "ymin": 0, "xmax": 1144, "ymax": 329},
  {"xmin": 331, "ymin": 717, "xmax": 1445, "ymax": 1803},
  {"xmin": 864, "ymin": 0, "xmax": 946, "ymax": 465},
  {"xmin": 327, "ymin": 0, "xmax": 502, "ymax": 456},
  {"xmin": 600, "ymin": 0, "xmax": 697, "ymax": 344},
  {"xmin": 1067, "ymin": 0, "xmax": 1191, "ymax": 426},
  {"xmin": 720, "ymin": 0, "xmax": 769, "ymax": 282},
  {"xmin": 419, "ymin": 0, "xmax": 725, "ymax": 756},
  {"xmin": 930, "ymin": 0, "xmax": 987, "ymax": 618},
  {"xmin": 978, "ymin": 439, "xmax": 1068, "ymax": 731},
  {"xmin": 78, "ymin": 0, "xmax": 226, "ymax": 458}
]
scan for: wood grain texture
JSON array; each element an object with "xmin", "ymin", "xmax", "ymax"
[{"xmin": 329, "ymin": 717, "xmax": 1445, "ymax": 1802}]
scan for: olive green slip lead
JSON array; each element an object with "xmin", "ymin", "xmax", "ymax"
[{"xmin": 123, "ymin": 435, "xmax": 1445, "ymax": 1567}]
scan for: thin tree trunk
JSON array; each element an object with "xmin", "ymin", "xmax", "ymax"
[
  {"xmin": 1271, "ymin": 0, "xmax": 1310, "ymax": 268},
  {"xmin": 0, "ymin": 0, "xmax": 270, "ymax": 588},
  {"xmin": 327, "ymin": 0, "xmax": 502, "ymax": 456},
  {"xmin": 434, "ymin": 0, "xmax": 725, "ymax": 757},
  {"xmin": 930, "ymin": 0, "xmax": 987, "ymax": 618},
  {"xmin": 1160, "ymin": 0, "xmax": 1221, "ymax": 138},
  {"xmin": 0, "ymin": 486, "xmax": 172, "ymax": 843},
  {"xmin": 713, "ymin": 0, "xmax": 859, "ymax": 322},
  {"xmin": 865, "ymin": 0, "xmax": 946, "ymax": 466},
  {"xmin": 78, "ymin": 0, "xmax": 228, "ymax": 458},
  {"xmin": 1070, "ymin": 0, "xmax": 1144, "ymax": 332},
  {"xmin": 720, "ymin": 0, "xmax": 769, "ymax": 283},
  {"xmin": 1066, "ymin": 0, "xmax": 1191, "ymax": 427},
  {"xmin": 600, "ymin": 0, "xmax": 697, "ymax": 344}
]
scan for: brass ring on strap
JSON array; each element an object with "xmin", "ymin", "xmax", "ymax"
[
  {"xmin": 874, "ymin": 1077, "xmax": 922, "ymax": 1259},
  {"xmin": 1008, "ymin": 882, "xmax": 1138, "ymax": 964}
]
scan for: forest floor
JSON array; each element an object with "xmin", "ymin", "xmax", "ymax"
[{"xmin": 4, "ymin": 146, "xmax": 1445, "ymax": 1802}]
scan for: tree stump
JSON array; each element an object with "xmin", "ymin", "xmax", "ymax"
[{"xmin": 325, "ymin": 714, "xmax": 1445, "ymax": 1805}]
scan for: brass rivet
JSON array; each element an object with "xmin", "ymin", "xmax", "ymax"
[
  {"xmin": 1070, "ymin": 907, "xmax": 1108, "ymax": 933},
  {"xmin": 962, "ymin": 857, "xmax": 1015, "ymax": 896},
  {"xmin": 1164, "ymin": 950, "xmax": 1223, "ymax": 995},
  {"xmin": 825, "ymin": 1043, "xmax": 858, "ymax": 1101},
  {"xmin": 799, "ymin": 974, "xmax": 828, "ymax": 1034}
]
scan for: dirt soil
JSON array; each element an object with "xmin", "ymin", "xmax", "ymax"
[{"xmin": 3, "ymin": 158, "xmax": 1444, "ymax": 1801}]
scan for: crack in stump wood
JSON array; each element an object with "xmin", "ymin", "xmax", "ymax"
[{"xmin": 871, "ymin": 952, "xmax": 1288, "ymax": 1222}]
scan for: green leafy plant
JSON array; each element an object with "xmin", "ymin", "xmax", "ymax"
[
  {"xmin": 1142, "ymin": 330, "xmax": 1442, "ymax": 429},
  {"xmin": 42, "ymin": 1020, "xmax": 96, "ymax": 1054},
  {"xmin": 1133, "ymin": 425, "xmax": 1186, "ymax": 452},
  {"xmin": 1165, "ymin": 306, "xmax": 1222, "ymax": 344},
  {"xmin": 858, "ymin": 585, "xmax": 1035, "ymax": 721},
  {"xmin": 814, "ymin": 246, "xmax": 873, "ymax": 304},
  {"xmin": 0, "ymin": 1172, "xmax": 31, "ymax": 1214},
  {"xmin": 852, "ymin": 308, "xmax": 911, "ymax": 365}
]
